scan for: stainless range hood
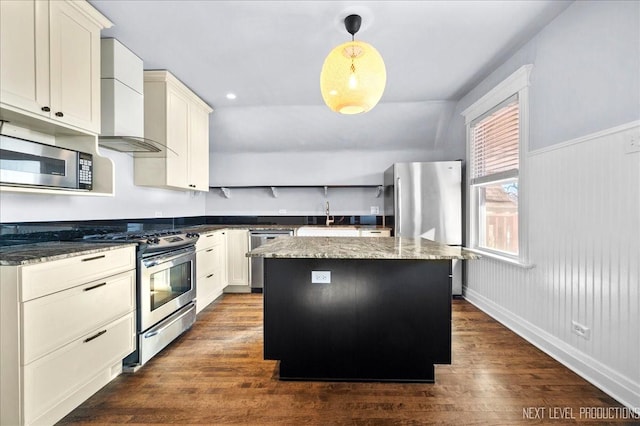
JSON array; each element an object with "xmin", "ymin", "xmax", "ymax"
[
  {"xmin": 98, "ymin": 135, "xmax": 163, "ymax": 153},
  {"xmin": 99, "ymin": 39, "xmax": 168, "ymax": 154}
]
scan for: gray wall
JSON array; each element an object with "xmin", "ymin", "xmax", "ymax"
[
  {"xmin": 205, "ymin": 186, "xmax": 384, "ymax": 218},
  {"xmin": 5, "ymin": 1, "xmax": 636, "ymax": 223},
  {"xmin": 457, "ymin": 0, "xmax": 640, "ymax": 408},
  {"xmin": 446, "ymin": 0, "xmax": 640, "ymax": 152},
  {"xmin": 206, "ymin": 101, "xmax": 463, "ymax": 215}
]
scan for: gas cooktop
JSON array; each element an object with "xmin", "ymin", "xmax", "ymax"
[{"xmin": 83, "ymin": 229, "xmax": 199, "ymax": 254}]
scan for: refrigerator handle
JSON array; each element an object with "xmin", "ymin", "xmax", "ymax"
[{"xmin": 396, "ymin": 176, "xmax": 401, "ymax": 236}]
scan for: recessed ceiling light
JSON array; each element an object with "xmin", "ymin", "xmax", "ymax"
[{"xmin": 226, "ymin": 93, "xmax": 237, "ymax": 100}]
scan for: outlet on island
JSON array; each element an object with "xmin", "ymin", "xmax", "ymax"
[{"xmin": 311, "ymin": 271, "xmax": 331, "ymax": 284}]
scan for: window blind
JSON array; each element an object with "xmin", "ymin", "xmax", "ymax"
[{"xmin": 471, "ymin": 96, "xmax": 519, "ymax": 184}]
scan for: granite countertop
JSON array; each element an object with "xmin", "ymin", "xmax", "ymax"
[
  {"xmin": 0, "ymin": 242, "xmax": 137, "ymax": 266},
  {"xmin": 246, "ymin": 236, "xmax": 479, "ymax": 260},
  {"xmin": 183, "ymin": 224, "xmax": 296, "ymax": 233},
  {"xmin": 184, "ymin": 224, "xmax": 391, "ymax": 233}
]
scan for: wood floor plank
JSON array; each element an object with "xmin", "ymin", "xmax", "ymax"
[{"xmin": 57, "ymin": 295, "xmax": 634, "ymax": 425}]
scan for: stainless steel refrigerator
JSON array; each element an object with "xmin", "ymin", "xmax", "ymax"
[{"xmin": 383, "ymin": 161, "xmax": 463, "ymax": 295}]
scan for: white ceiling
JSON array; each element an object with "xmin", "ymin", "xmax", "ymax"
[{"xmin": 90, "ymin": 0, "xmax": 572, "ymax": 153}]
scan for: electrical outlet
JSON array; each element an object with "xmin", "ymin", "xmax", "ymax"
[
  {"xmin": 278, "ymin": 209, "xmax": 287, "ymax": 214},
  {"xmin": 626, "ymin": 136, "xmax": 640, "ymax": 154},
  {"xmin": 154, "ymin": 211, "xmax": 163, "ymax": 218},
  {"xmin": 311, "ymin": 271, "xmax": 331, "ymax": 283},
  {"xmin": 370, "ymin": 206, "xmax": 380, "ymax": 215},
  {"xmin": 571, "ymin": 320, "xmax": 591, "ymax": 340}
]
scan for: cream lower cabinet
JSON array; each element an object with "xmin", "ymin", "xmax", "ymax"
[
  {"xmin": 296, "ymin": 227, "xmax": 391, "ymax": 237},
  {"xmin": 358, "ymin": 229, "xmax": 391, "ymax": 237},
  {"xmin": 135, "ymin": 70, "xmax": 213, "ymax": 191},
  {"xmin": 195, "ymin": 230, "xmax": 227, "ymax": 313},
  {"xmin": 0, "ymin": 246, "xmax": 136, "ymax": 425},
  {"xmin": 0, "ymin": 0, "xmax": 111, "ymax": 134},
  {"xmin": 224, "ymin": 229, "xmax": 251, "ymax": 293}
]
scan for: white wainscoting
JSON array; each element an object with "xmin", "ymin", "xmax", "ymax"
[{"xmin": 464, "ymin": 121, "xmax": 640, "ymax": 409}]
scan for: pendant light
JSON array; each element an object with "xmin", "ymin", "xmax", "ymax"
[{"xmin": 320, "ymin": 14, "xmax": 386, "ymax": 114}]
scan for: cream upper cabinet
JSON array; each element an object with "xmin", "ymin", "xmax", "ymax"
[
  {"xmin": 0, "ymin": 0, "xmax": 50, "ymax": 119},
  {"xmin": 166, "ymin": 86, "xmax": 190, "ymax": 188},
  {"xmin": 188, "ymin": 102, "xmax": 211, "ymax": 191},
  {"xmin": 48, "ymin": 0, "xmax": 104, "ymax": 133},
  {"xmin": 135, "ymin": 70, "xmax": 213, "ymax": 191},
  {"xmin": 0, "ymin": 0, "xmax": 111, "ymax": 135}
]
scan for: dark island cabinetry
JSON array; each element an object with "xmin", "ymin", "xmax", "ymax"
[{"xmin": 263, "ymin": 258, "xmax": 452, "ymax": 382}]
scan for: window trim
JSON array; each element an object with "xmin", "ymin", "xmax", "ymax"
[{"xmin": 462, "ymin": 65, "xmax": 532, "ymax": 265}]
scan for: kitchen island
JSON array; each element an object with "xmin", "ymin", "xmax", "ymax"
[{"xmin": 247, "ymin": 236, "xmax": 478, "ymax": 382}]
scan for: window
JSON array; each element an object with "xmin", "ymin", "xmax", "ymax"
[
  {"xmin": 462, "ymin": 65, "xmax": 531, "ymax": 260},
  {"xmin": 472, "ymin": 96, "xmax": 519, "ymax": 255}
]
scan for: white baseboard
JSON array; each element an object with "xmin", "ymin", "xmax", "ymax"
[{"xmin": 464, "ymin": 288, "xmax": 640, "ymax": 410}]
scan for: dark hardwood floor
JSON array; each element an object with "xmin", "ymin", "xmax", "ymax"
[{"xmin": 59, "ymin": 294, "xmax": 633, "ymax": 425}]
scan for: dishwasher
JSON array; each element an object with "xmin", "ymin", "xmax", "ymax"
[{"xmin": 250, "ymin": 229, "xmax": 294, "ymax": 291}]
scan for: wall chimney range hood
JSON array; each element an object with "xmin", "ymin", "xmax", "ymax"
[{"xmin": 99, "ymin": 39, "xmax": 169, "ymax": 154}]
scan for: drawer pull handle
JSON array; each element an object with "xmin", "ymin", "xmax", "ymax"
[
  {"xmin": 82, "ymin": 254, "xmax": 106, "ymax": 262},
  {"xmin": 206, "ymin": 249, "xmax": 213, "ymax": 252},
  {"xmin": 84, "ymin": 282, "xmax": 107, "ymax": 292},
  {"xmin": 84, "ymin": 329, "xmax": 107, "ymax": 343},
  {"xmin": 206, "ymin": 273, "xmax": 214, "ymax": 278},
  {"xmin": 55, "ymin": 111, "xmax": 64, "ymax": 117},
  {"xmin": 206, "ymin": 234, "xmax": 214, "ymax": 238}
]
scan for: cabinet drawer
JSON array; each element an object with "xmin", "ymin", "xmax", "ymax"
[
  {"xmin": 195, "ymin": 230, "xmax": 225, "ymax": 251},
  {"xmin": 359, "ymin": 230, "xmax": 391, "ymax": 237},
  {"xmin": 22, "ymin": 270, "xmax": 135, "ymax": 365},
  {"xmin": 20, "ymin": 246, "xmax": 136, "ymax": 302},
  {"xmin": 196, "ymin": 270, "xmax": 224, "ymax": 313},
  {"xmin": 23, "ymin": 312, "xmax": 135, "ymax": 425},
  {"xmin": 196, "ymin": 245, "xmax": 223, "ymax": 277}
]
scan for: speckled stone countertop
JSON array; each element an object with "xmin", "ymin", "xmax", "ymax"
[
  {"xmin": 247, "ymin": 236, "xmax": 479, "ymax": 260},
  {"xmin": 183, "ymin": 224, "xmax": 295, "ymax": 233},
  {"xmin": 184, "ymin": 224, "xmax": 391, "ymax": 233},
  {"xmin": 0, "ymin": 242, "xmax": 136, "ymax": 266}
]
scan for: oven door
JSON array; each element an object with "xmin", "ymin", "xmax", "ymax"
[{"xmin": 139, "ymin": 246, "xmax": 196, "ymax": 332}]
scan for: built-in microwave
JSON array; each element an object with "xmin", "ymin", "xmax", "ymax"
[{"xmin": 0, "ymin": 134, "xmax": 92, "ymax": 190}]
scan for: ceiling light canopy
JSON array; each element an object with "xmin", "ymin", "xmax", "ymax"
[{"xmin": 320, "ymin": 14, "xmax": 386, "ymax": 115}]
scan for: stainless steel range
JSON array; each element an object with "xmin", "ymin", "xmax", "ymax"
[{"xmin": 84, "ymin": 230, "xmax": 199, "ymax": 371}]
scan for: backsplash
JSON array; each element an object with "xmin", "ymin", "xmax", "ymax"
[{"xmin": 0, "ymin": 215, "xmax": 383, "ymax": 246}]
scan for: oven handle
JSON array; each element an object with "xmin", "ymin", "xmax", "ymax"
[{"xmin": 142, "ymin": 246, "xmax": 195, "ymax": 268}]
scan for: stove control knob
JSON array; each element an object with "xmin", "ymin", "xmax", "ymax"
[
  {"xmin": 146, "ymin": 239, "xmax": 155, "ymax": 245},
  {"xmin": 153, "ymin": 238, "xmax": 160, "ymax": 244}
]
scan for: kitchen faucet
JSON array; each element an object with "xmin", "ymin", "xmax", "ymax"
[{"xmin": 325, "ymin": 201, "xmax": 334, "ymax": 226}]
